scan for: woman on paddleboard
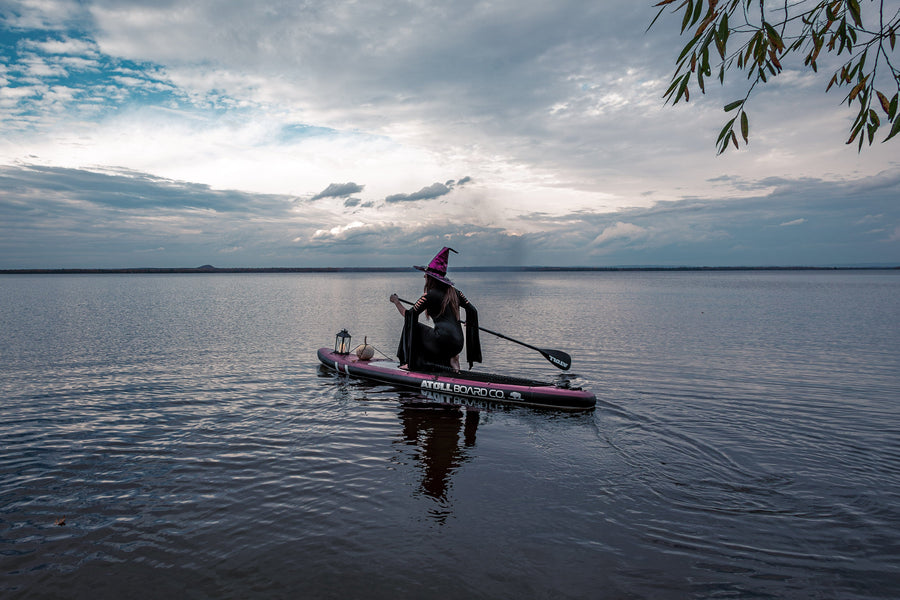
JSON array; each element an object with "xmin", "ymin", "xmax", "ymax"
[{"xmin": 390, "ymin": 247, "xmax": 482, "ymax": 372}]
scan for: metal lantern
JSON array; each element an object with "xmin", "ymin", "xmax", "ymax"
[{"xmin": 334, "ymin": 329, "xmax": 352, "ymax": 355}]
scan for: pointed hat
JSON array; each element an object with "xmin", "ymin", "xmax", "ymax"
[{"xmin": 414, "ymin": 247, "xmax": 458, "ymax": 286}]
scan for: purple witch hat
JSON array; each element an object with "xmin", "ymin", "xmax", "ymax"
[{"xmin": 414, "ymin": 247, "xmax": 458, "ymax": 286}]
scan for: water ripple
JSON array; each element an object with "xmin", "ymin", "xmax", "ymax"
[{"xmin": 2, "ymin": 271, "xmax": 899, "ymax": 599}]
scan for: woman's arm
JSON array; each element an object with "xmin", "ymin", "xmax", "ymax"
[
  {"xmin": 390, "ymin": 293, "xmax": 428, "ymax": 316},
  {"xmin": 456, "ymin": 289, "xmax": 482, "ymax": 367},
  {"xmin": 389, "ymin": 293, "xmax": 406, "ymax": 316},
  {"xmin": 457, "ymin": 289, "xmax": 475, "ymax": 313}
]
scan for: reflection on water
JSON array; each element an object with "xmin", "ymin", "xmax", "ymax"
[{"xmin": 396, "ymin": 402, "xmax": 479, "ymax": 517}]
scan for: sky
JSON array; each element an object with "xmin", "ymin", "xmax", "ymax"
[{"xmin": 1, "ymin": 0, "xmax": 898, "ymax": 269}]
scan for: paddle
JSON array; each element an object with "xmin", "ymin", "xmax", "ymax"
[{"xmin": 397, "ymin": 297, "xmax": 572, "ymax": 370}]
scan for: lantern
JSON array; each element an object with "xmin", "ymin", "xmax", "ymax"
[{"xmin": 334, "ymin": 329, "xmax": 352, "ymax": 355}]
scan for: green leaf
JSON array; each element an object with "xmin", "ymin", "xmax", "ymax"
[
  {"xmin": 673, "ymin": 74, "xmax": 690, "ymax": 104},
  {"xmin": 877, "ymin": 91, "xmax": 892, "ymax": 115},
  {"xmin": 646, "ymin": 7, "xmax": 666, "ymax": 33},
  {"xmin": 848, "ymin": 0, "xmax": 862, "ymax": 27},
  {"xmin": 740, "ymin": 111, "xmax": 749, "ymax": 143},
  {"xmin": 763, "ymin": 22, "xmax": 785, "ymax": 52},
  {"xmin": 883, "ymin": 115, "xmax": 900, "ymax": 143},
  {"xmin": 663, "ymin": 77, "xmax": 681, "ymax": 99},
  {"xmin": 681, "ymin": 0, "xmax": 693, "ymax": 32},
  {"xmin": 677, "ymin": 37, "xmax": 699, "ymax": 63},
  {"xmin": 868, "ymin": 109, "xmax": 880, "ymax": 128},
  {"xmin": 717, "ymin": 117, "xmax": 736, "ymax": 144},
  {"xmin": 724, "ymin": 100, "xmax": 744, "ymax": 112},
  {"xmin": 690, "ymin": 0, "xmax": 703, "ymax": 26},
  {"xmin": 713, "ymin": 30, "xmax": 725, "ymax": 59},
  {"xmin": 847, "ymin": 120, "xmax": 863, "ymax": 145}
]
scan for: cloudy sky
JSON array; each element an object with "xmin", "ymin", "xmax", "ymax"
[{"xmin": 1, "ymin": 0, "xmax": 898, "ymax": 268}]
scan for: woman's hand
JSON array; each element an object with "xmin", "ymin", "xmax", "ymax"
[{"xmin": 390, "ymin": 293, "xmax": 405, "ymax": 316}]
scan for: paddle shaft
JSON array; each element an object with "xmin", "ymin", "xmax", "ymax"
[{"xmin": 396, "ymin": 297, "xmax": 571, "ymax": 370}]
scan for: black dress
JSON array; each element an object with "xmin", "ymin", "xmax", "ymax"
[{"xmin": 397, "ymin": 288, "xmax": 482, "ymax": 370}]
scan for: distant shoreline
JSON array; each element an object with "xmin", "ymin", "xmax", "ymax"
[{"xmin": 2, "ymin": 265, "xmax": 898, "ymax": 274}]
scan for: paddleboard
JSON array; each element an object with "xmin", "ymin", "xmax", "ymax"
[{"xmin": 318, "ymin": 348, "xmax": 596, "ymax": 411}]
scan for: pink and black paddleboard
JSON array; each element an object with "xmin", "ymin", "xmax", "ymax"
[{"xmin": 318, "ymin": 348, "xmax": 596, "ymax": 411}]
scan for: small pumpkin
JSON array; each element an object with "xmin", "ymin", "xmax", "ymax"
[{"xmin": 356, "ymin": 336, "xmax": 375, "ymax": 360}]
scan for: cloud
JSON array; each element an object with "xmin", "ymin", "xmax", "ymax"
[
  {"xmin": 2, "ymin": 0, "xmax": 896, "ymax": 214},
  {"xmin": 21, "ymin": 37, "xmax": 99, "ymax": 57},
  {"xmin": 312, "ymin": 182, "xmax": 365, "ymax": 200},
  {"xmin": 1, "ymin": 163, "xmax": 899, "ymax": 268},
  {"xmin": 382, "ymin": 177, "xmax": 472, "ymax": 204},
  {"xmin": 0, "ymin": 163, "xmax": 290, "ymax": 213},
  {"xmin": 779, "ymin": 218, "xmax": 806, "ymax": 227},
  {"xmin": 888, "ymin": 226, "xmax": 900, "ymax": 243},
  {"xmin": 591, "ymin": 222, "xmax": 648, "ymax": 245},
  {"xmin": 312, "ymin": 221, "xmax": 368, "ymax": 240},
  {"xmin": 385, "ymin": 182, "xmax": 453, "ymax": 203}
]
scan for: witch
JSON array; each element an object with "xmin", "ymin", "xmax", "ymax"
[{"xmin": 389, "ymin": 247, "xmax": 482, "ymax": 372}]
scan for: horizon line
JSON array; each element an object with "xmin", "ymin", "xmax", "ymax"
[{"xmin": 2, "ymin": 264, "xmax": 899, "ymax": 275}]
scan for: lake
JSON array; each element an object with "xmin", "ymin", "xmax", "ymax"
[{"xmin": 1, "ymin": 270, "xmax": 898, "ymax": 599}]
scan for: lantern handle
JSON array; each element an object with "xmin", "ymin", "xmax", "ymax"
[{"xmin": 396, "ymin": 297, "xmax": 571, "ymax": 370}]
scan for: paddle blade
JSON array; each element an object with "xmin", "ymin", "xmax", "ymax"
[{"xmin": 541, "ymin": 348, "xmax": 571, "ymax": 370}]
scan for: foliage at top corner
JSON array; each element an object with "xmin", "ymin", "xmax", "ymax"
[{"xmin": 650, "ymin": 0, "xmax": 900, "ymax": 154}]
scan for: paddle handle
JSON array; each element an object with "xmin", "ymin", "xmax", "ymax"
[{"xmin": 475, "ymin": 323, "xmax": 540, "ymax": 353}]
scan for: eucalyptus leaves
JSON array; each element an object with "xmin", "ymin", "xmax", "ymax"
[{"xmin": 652, "ymin": 0, "xmax": 900, "ymax": 153}]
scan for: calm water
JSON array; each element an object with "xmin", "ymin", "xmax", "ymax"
[{"xmin": 1, "ymin": 271, "xmax": 898, "ymax": 599}]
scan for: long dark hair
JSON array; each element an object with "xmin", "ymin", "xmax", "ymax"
[{"xmin": 424, "ymin": 276, "xmax": 459, "ymax": 320}]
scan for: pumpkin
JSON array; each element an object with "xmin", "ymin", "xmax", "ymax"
[{"xmin": 356, "ymin": 336, "xmax": 375, "ymax": 360}]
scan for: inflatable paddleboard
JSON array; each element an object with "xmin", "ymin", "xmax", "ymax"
[{"xmin": 318, "ymin": 348, "xmax": 596, "ymax": 411}]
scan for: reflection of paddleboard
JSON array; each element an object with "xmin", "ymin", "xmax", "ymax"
[{"xmin": 317, "ymin": 348, "xmax": 596, "ymax": 411}]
